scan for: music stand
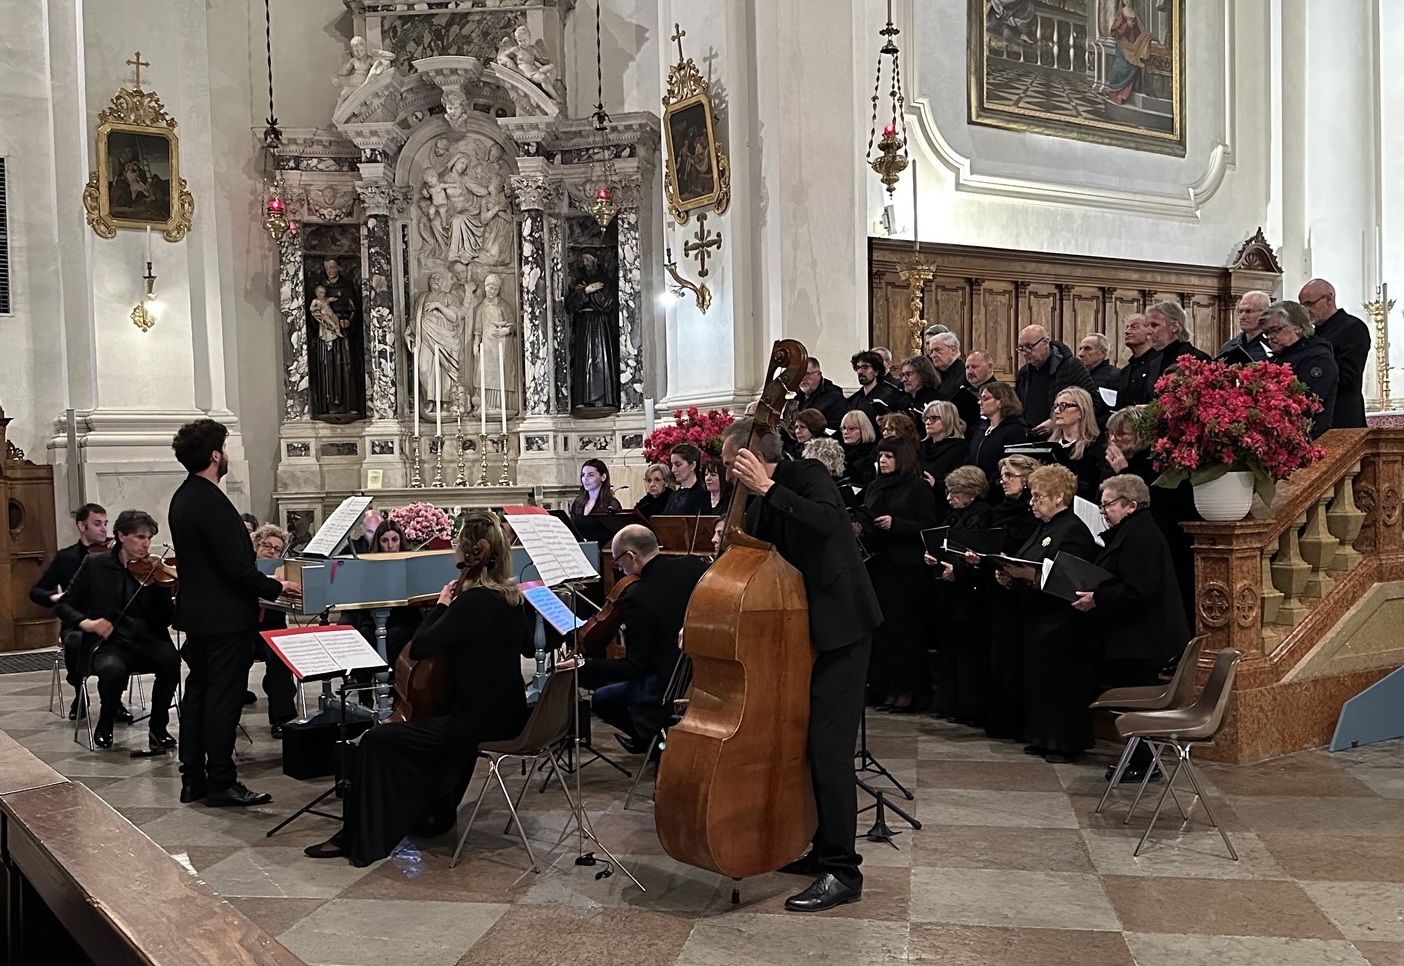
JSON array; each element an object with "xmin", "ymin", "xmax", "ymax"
[
  {"xmin": 648, "ymin": 515, "xmax": 720, "ymax": 555},
  {"xmin": 258, "ymin": 625, "xmax": 387, "ymax": 837}
]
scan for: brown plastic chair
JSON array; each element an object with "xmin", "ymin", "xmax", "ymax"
[
  {"xmin": 450, "ymin": 663, "xmax": 579, "ymax": 871},
  {"xmin": 1092, "ymin": 635, "xmax": 1207, "ymax": 813},
  {"xmin": 1115, "ymin": 647, "xmax": 1242, "ymax": 859}
]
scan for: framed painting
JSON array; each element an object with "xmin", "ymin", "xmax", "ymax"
[
  {"xmin": 83, "ymin": 87, "xmax": 195, "ymax": 240},
  {"xmin": 664, "ymin": 93, "xmax": 722, "ymax": 215},
  {"xmin": 967, "ymin": 0, "xmax": 1186, "ymax": 157}
]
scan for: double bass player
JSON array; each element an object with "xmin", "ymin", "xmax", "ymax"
[{"xmin": 720, "ymin": 419, "xmax": 882, "ymax": 912}]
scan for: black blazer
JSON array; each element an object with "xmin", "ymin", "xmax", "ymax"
[
  {"xmin": 584, "ymin": 553, "xmax": 710, "ymax": 685},
  {"xmin": 663, "ymin": 482, "xmax": 711, "ymax": 516},
  {"xmin": 29, "ymin": 542, "xmax": 94, "ymax": 631},
  {"xmin": 1119, "ymin": 349, "xmax": 1162, "ymax": 406},
  {"xmin": 55, "ymin": 549, "xmax": 174, "ymax": 650},
  {"xmin": 1013, "ymin": 507, "xmax": 1098, "ymax": 625},
  {"xmin": 1274, "ymin": 335, "xmax": 1339, "ymax": 439},
  {"xmin": 168, "ymin": 475, "xmax": 283, "ymax": 635},
  {"xmin": 632, "ymin": 492, "xmax": 670, "ymax": 519},
  {"xmin": 969, "ymin": 419, "xmax": 1027, "ymax": 501},
  {"xmin": 1092, "ymin": 509, "xmax": 1188, "ymax": 662},
  {"xmin": 745, "ymin": 458, "xmax": 883, "ymax": 651},
  {"xmin": 1314, "ymin": 309, "xmax": 1371, "ymax": 428}
]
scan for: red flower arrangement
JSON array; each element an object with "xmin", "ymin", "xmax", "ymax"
[
  {"xmin": 1135, "ymin": 357, "xmax": 1328, "ymax": 504},
  {"xmin": 643, "ymin": 406, "xmax": 735, "ymax": 466},
  {"xmin": 388, "ymin": 501, "xmax": 454, "ymax": 548}
]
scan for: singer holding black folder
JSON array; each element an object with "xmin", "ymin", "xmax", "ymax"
[{"xmin": 996, "ymin": 465, "xmax": 1098, "ymax": 764}]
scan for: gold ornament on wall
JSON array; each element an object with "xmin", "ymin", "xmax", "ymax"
[
  {"xmin": 82, "ymin": 52, "xmax": 195, "ymax": 242},
  {"xmin": 661, "ymin": 24, "xmax": 730, "ymax": 226}
]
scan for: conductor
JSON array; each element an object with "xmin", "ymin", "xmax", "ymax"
[
  {"xmin": 720, "ymin": 419, "xmax": 882, "ymax": 913},
  {"xmin": 168, "ymin": 419, "xmax": 300, "ymax": 807}
]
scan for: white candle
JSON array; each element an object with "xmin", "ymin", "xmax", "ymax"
[
  {"xmin": 644, "ymin": 398, "xmax": 656, "ymax": 433},
  {"xmin": 497, "ymin": 342, "xmax": 507, "ymax": 434},
  {"xmin": 433, "ymin": 346, "xmax": 442, "ymax": 436},
  {"xmin": 145, "ymin": 226, "xmax": 152, "ymax": 264},
  {"xmin": 478, "ymin": 342, "xmax": 487, "ymax": 435},
  {"xmin": 411, "ymin": 342, "xmax": 420, "ymax": 435},
  {"xmin": 1378, "ymin": 224, "xmax": 1385, "ymax": 285}
]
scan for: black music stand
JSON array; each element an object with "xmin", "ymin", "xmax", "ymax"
[{"xmin": 265, "ymin": 675, "xmax": 372, "ymax": 837}]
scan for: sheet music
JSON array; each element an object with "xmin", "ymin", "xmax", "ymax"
[
  {"xmin": 522, "ymin": 583, "xmax": 586, "ymax": 635},
  {"xmin": 503, "ymin": 509, "xmax": 598, "ymax": 586},
  {"xmin": 1073, "ymin": 496, "xmax": 1110, "ymax": 547},
  {"xmin": 262, "ymin": 625, "xmax": 387, "ymax": 681},
  {"xmin": 1098, "ymin": 387, "xmax": 1118, "ymax": 408},
  {"xmin": 302, "ymin": 495, "xmax": 375, "ymax": 558}
]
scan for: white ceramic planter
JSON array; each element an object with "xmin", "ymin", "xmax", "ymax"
[{"xmin": 1193, "ymin": 470, "xmax": 1255, "ymax": 522}]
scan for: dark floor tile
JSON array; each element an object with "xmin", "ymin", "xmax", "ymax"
[
  {"xmin": 456, "ymin": 905, "xmax": 694, "ymax": 966},
  {"xmin": 917, "ymin": 759, "xmax": 1066, "ymax": 792},
  {"xmin": 1199, "ymin": 755, "xmax": 1379, "ymax": 798},
  {"xmin": 1357, "ymin": 941, "xmax": 1404, "ymax": 966},
  {"xmin": 226, "ymin": 897, "xmax": 329, "ymax": 937},
  {"xmin": 1260, "ymin": 832, "xmax": 1404, "ymax": 882},
  {"xmin": 1104, "ymin": 875, "xmax": 1344, "ymax": 939},
  {"xmin": 913, "ymin": 825, "xmax": 1094, "ymax": 874},
  {"xmin": 907, "ymin": 923, "xmax": 1134, "ymax": 965}
]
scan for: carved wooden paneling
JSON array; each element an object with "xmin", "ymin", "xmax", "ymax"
[
  {"xmin": 980, "ymin": 286, "xmax": 1016, "ymax": 375},
  {"xmin": 1026, "ymin": 287, "xmax": 1057, "ymax": 334},
  {"xmin": 934, "ymin": 283, "xmax": 968, "ymax": 349}
]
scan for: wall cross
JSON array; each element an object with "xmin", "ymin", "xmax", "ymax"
[{"xmin": 684, "ymin": 214, "xmax": 722, "ymax": 278}]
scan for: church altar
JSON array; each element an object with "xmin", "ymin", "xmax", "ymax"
[{"xmin": 269, "ymin": 1, "xmax": 661, "ymax": 534}]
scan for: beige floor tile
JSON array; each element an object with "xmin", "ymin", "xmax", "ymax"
[
  {"xmin": 194, "ymin": 846, "xmax": 378, "ymax": 899},
  {"xmin": 456, "ymin": 905, "xmax": 695, "ymax": 966},
  {"xmin": 675, "ymin": 914, "xmax": 909, "ymax": 966},
  {"xmin": 906, "ymin": 923, "xmax": 1134, "ymax": 965},
  {"xmin": 1350, "ymin": 768, "xmax": 1404, "ymax": 799},
  {"xmin": 1301, "ymin": 882, "xmax": 1404, "ymax": 942},
  {"xmin": 279, "ymin": 899, "xmax": 509, "ymax": 966},
  {"xmin": 916, "ymin": 787, "xmax": 1080, "ymax": 829},
  {"xmin": 908, "ymin": 868, "xmax": 1120, "ymax": 931},
  {"xmin": 1081, "ymin": 828, "xmax": 1287, "ymax": 879},
  {"xmin": 226, "ymin": 897, "xmax": 329, "ymax": 937},
  {"xmin": 1123, "ymin": 933, "xmax": 1372, "ymax": 965},
  {"xmin": 916, "ymin": 758, "xmax": 1066, "ymax": 792},
  {"xmin": 1229, "ymin": 796, "xmax": 1404, "ymax": 836},
  {"xmin": 1104, "ymin": 875, "xmax": 1344, "ymax": 939},
  {"xmin": 912, "ymin": 825, "xmax": 1095, "ymax": 874}
]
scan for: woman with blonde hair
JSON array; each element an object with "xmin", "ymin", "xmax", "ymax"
[
  {"xmin": 1047, "ymin": 386, "xmax": 1105, "ymax": 501},
  {"xmin": 984, "ymin": 454, "xmax": 1040, "ymax": 740},
  {"xmin": 839, "ymin": 409, "xmax": 878, "ymax": 489},
  {"xmin": 304, "ymin": 509, "xmax": 534, "ymax": 866},
  {"xmin": 918, "ymin": 400, "xmax": 970, "ymax": 515},
  {"xmin": 926, "ymin": 465, "xmax": 993, "ymax": 722}
]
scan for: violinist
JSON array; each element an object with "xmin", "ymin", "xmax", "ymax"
[
  {"xmin": 54, "ymin": 510, "xmax": 179, "ymax": 752},
  {"xmin": 578, "ymin": 525, "xmax": 708, "ymax": 756},
  {"xmin": 303, "ymin": 510, "xmax": 535, "ymax": 867},
  {"xmin": 720, "ymin": 419, "xmax": 882, "ymax": 913},
  {"xmin": 29, "ymin": 503, "xmax": 128, "ymax": 720}
]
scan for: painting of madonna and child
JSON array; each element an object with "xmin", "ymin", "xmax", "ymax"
[{"xmin": 968, "ymin": 0, "xmax": 1184, "ymax": 156}]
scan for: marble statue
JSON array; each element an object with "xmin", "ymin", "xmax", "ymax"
[
  {"xmin": 566, "ymin": 253, "xmax": 620, "ymax": 415},
  {"xmin": 474, "ymin": 146, "xmax": 514, "ymax": 267},
  {"xmin": 442, "ymin": 89, "xmax": 470, "ymax": 131},
  {"xmin": 409, "ymin": 271, "xmax": 466, "ymax": 413},
  {"xmin": 308, "ymin": 256, "xmax": 364, "ymax": 419},
  {"xmin": 333, "ymin": 37, "xmax": 373, "ymax": 105},
  {"xmin": 441, "ymin": 152, "xmax": 490, "ymax": 265},
  {"xmin": 476, "ymin": 274, "xmax": 519, "ymax": 416},
  {"xmin": 365, "ymin": 48, "xmax": 396, "ymax": 85},
  {"xmin": 495, "ymin": 26, "xmax": 558, "ymax": 90}
]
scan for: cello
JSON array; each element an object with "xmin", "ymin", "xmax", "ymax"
[{"xmin": 654, "ymin": 339, "xmax": 816, "ymax": 879}]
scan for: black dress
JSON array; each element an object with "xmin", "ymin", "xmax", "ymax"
[
  {"xmin": 663, "ymin": 482, "xmax": 711, "ymax": 516},
  {"xmin": 919, "ymin": 437, "xmax": 971, "ymax": 525},
  {"xmin": 1013, "ymin": 508, "xmax": 1099, "ymax": 758},
  {"xmin": 932, "ymin": 500, "xmax": 994, "ymax": 723},
  {"xmin": 861, "ymin": 473, "xmax": 939, "ymax": 702},
  {"xmin": 969, "ymin": 419, "xmax": 1028, "ymax": 503},
  {"xmin": 843, "ymin": 442, "xmax": 878, "ymax": 491},
  {"xmin": 1050, "ymin": 436, "xmax": 1108, "ymax": 503},
  {"xmin": 341, "ymin": 586, "xmax": 533, "ymax": 866},
  {"xmin": 1102, "ymin": 450, "xmax": 1200, "ymax": 629},
  {"xmin": 984, "ymin": 490, "xmax": 1037, "ymax": 740},
  {"xmin": 570, "ymin": 494, "xmax": 624, "ymax": 545}
]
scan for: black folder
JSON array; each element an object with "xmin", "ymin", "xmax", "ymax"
[
  {"xmin": 1215, "ymin": 344, "xmax": 1256, "ymax": 367},
  {"xmin": 1040, "ymin": 551, "xmax": 1114, "ymax": 603},
  {"xmin": 920, "ymin": 527, "xmax": 949, "ymax": 558},
  {"xmin": 947, "ymin": 528, "xmax": 1003, "ymax": 555}
]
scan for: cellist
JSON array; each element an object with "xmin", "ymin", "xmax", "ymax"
[
  {"xmin": 303, "ymin": 510, "xmax": 535, "ymax": 867},
  {"xmin": 720, "ymin": 419, "xmax": 883, "ymax": 913}
]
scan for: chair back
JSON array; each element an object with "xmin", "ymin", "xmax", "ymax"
[
  {"xmin": 1165, "ymin": 635, "xmax": 1208, "ymax": 709},
  {"xmin": 481, "ymin": 664, "xmax": 576, "ymax": 756},
  {"xmin": 661, "ymin": 654, "xmax": 693, "ymax": 707},
  {"xmin": 1184, "ymin": 647, "xmax": 1241, "ymax": 740}
]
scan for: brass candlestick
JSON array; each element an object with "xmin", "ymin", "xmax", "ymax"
[
  {"xmin": 454, "ymin": 433, "xmax": 468, "ymax": 487},
  {"xmin": 1364, "ymin": 282, "xmax": 1395, "ymax": 407},
  {"xmin": 430, "ymin": 434, "xmax": 446, "ymax": 487},
  {"xmin": 476, "ymin": 433, "xmax": 491, "ymax": 487},
  {"xmin": 409, "ymin": 434, "xmax": 424, "ymax": 488},
  {"xmin": 898, "ymin": 259, "xmax": 935, "ymax": 353},
  {"xmin": 497, "ymin": 432, "xmax": 512, "ymax": 486}
]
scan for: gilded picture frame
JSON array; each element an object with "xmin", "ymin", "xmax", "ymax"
[
  {"xmin": 664, "ymin": 93, "xmax": 723, "ymax": 217},
  {"xmin": 83, "ymin": 87, "xmax": 195, "ymax": 240},
  {"xmin": 967, "ymin": 0, "xmax": 1186, "ymax": 157}
]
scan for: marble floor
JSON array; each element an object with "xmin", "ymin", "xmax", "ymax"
[{"xmin": 4, "ymin": 667, "xmax": 1403, "ymax": 966}]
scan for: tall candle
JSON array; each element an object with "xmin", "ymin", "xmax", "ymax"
[
  {"xmin": 644, "ymin": 397, "xmax": 656, "ymax": 433},
  {"xmin": 433, "ymin": 347, "xmax": 442, "ymax": 436},
  {"xmin": 145, "ymin": 226, "xmax": 152, "ymax": 264},
  {"xmin": 412, "ymin": 343, "xmax": 420, "ymax": 435},
  {"xmin": 497, "ymin": 342, "xmax": 507, "ymax": 434},
  {"xmin": 1378, "ymin": 224, "xmax": 1385, "ymax": 285},
  {"xmin": 478, "ymin": 342, "xmax": 487, "ymax": 435}
]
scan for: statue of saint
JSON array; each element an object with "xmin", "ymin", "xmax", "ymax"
[
  {"xmin": 476, "ymin": 274, "xmax": 518, "ymax": 417},
  {"xmin": 495, "ymin": 26, "xmax": 558, "ymax": 89},
  {"xmin": 441, "ymin": 152, "xmax": 489, "ymax": 265},
  {"xmin": 307, "ymin": 256, "xmax": 364, "ymax": 420},
  {"xmin": 565, "ymin": 253, "xmax": 620, "ymax": 416},
  {"xmin": 332, "ymin": 37, "xmax": 373, "ymax": 106},
  {"xmin": 409, "ymin": 271, "xmax": 466, "ymax": 413}
]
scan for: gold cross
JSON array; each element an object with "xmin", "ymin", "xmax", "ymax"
[
  {"xmin": 671, "ymin": 24, "xmax": 686, "ymax": 62},
  {"xmin": 126, "ymin": 51, "xmax": 151, "ymax": 89},
  {"xmin": 684, "ymin": 214, "xmax": 722, "ymax": 278}
]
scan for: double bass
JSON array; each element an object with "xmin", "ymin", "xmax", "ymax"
[{"xmin": 654, "ymin": 339, "xmax": 816, "ymax": 879}]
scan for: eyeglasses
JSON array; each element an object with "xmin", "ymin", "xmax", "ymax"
[
  {"xmin": 1052, "ymin": 401, "xmax": 1080, "ymax": 412},
  {"xmin": 999, "ymin": 472, "xmax": 1024, "ymax": 481},
  {"xmin": 853, "ymin": 363, "xmax": 874, "ymax": 372},
  {"xmin": 257, "ymin": 541, "xmax": 285, "ymax": 553},
  {"xmin": 1098, "ymin": 497, "xmax": 1128, "ymax": 512},
  {"xmin": 1029, "ymin": 491, "xmax": 1051, "ymax": 502},
  {"xmin": 1261, "ymin": 324, "xmax": 1287, "ymax": 337},
  {"xmin": 1301, "ymin": 295, "xmax": 1328, "ymax": 307},
  {"xmin": 1015, "ymin": 337, "xmax": 1048, "ymax": 354},
  {"xmin": 901, "ymin": 370, "xmax": 916, "ymax": 378},
  {"xmin": 923, "ymin": 414, "xmax": 942, "ymax": 422}
]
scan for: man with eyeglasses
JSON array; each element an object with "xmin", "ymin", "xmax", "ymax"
[
  {"xmin": 1298, "ymin": 278, "xmax": 1370, "ymax": 428},
  {"xmin": 1013, "ymin": 324, "xmax": 1097, "ymax": 435},
  {"xmin": 1217, "ymin": 290, "xmax": 1273, "ymax": 363},
  {"xmin": 896, "ymin": 354, "xmax": 941, "ymax": 427},
  {"xmin": 792, "ymin": 357, "xmax": 847, "ymax": 430},
  {"xmin": 1260, "ymin": 300, "xmax": 1338, "ymax": 439},
  {"xmin": 1118, "ymin": 314, "xmax": 1160, "ymax": 406},
  {"xmin": 927, "ymin": 332, "xmax": 982, "ymax": 429},
  {"xmin": 846, "ymin": 350, "xmax": 901, "ymax": 430}
]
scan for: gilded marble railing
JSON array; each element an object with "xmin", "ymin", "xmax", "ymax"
[{"xmin": 1184, "ymin": 429, "xmax": 1404, "ymax": 692}]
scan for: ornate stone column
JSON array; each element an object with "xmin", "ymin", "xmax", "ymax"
[
  {"xmin": 511, "ymin": 168, "xmax": 556, "ymax": 416},
  {"xmin": 616, "ymin": 193, "xmax": 644, "ymax": 409},
  {"xmin": 354, "ymin": 172, "xmax": 399, "ymax": 422},
  {"xmin": 279, "ymin": 231, "xmax": 309, "ymax": 421}
]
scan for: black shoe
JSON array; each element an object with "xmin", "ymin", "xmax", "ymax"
[
  {"xmin": 614, "ymin": 734, "xmax": 643, "ymax": 755},
  {"xmin": 270, "ymin": 723, "xmax": 285, "ymax": 739},
  {"xmin": 114, "ymin": 704, "xmax": 135, "ymax": 725},
  {"xmin": 68, "ymin": 695, "xmax": 87, "ymax": 720},
  {"xmin": 244, "ymin": 690, "xmax": 258, "ymax": 706},
  {"xmin": 783, "ymin": 873, "xmax": 861, "ymax": 912},
  {"xmin": 303, "ymin": 839, "xmax": 348, "ymax": 860},
  {"xmin": 204, "ymin": 782, "xmax": 272, "ymax": 808},
  {"xmin": 1119, "ymin": 766, "xmax": 1160, "ymax": 784},
  {"xmin": 93, "ymin": 719, "xmax": 115, "ymax": 750},
  {"xmin": 1022, "ymin": 745, "xmax": 1047, "ymax": 757},
  {"xmin": 1043, "ymin": 753, "xmax": 1080, "ymax": 765},
  {"xmin": 777, "ymin": 852, "xmax": 821, "ymax": 876},
  {"xmin": 148, "ymin": 729, "xmax": 177, "ymax": 751},
  {"xmin": 179, "ymin": 780, "xmax": 208, "ymax": 804}
]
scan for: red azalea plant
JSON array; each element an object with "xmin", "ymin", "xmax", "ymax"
[
  {"xmin": 643, "ymin": 406, "xmax": 736, "ymax": 466},
  {"xmin": 1135, "ymin": 357, "xmax": 1328, "ymax": 504}
]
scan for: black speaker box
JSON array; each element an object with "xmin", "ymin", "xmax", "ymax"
[{"xmin": 281, "ymin": 711, "xmax": 373, "ymax": 780}]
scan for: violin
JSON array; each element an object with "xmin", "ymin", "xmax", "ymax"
[
  {"xmin": 576, "ymin": 574, "xmax": 639, "ymax": 659},
  {"xmin": 126, "ymin": 554, "xmax": 178, "ymax": 593},
  {"xmin": 86, "ymin": 538, "xmax": 114, "ymax": 555}
]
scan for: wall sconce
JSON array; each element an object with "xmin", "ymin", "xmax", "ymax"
[
  {"xmin": 664, "ymin": 246, "xmax": 710, "ymax": 314},
  {"xmin": 130, "ymin": 260, "xmax": 162, "ymax": 332}
]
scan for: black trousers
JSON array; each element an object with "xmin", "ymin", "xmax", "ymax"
[
  {"xmin": 90, "ymin": 638, "xmax": 179, "ymax": 731},
  {"xmin": 179, "ymin": 631, "xmax": 254, "ymax": 789},
  {"xmin": 590, "ymin": 675, "xmax": 664, "ymax": 745},
  {"xmin": 258, "ymin": 642, "xmax": 298, "ymax": 725},
  {"xmin": 809, "ymin": 635, "xmax": 871, "ymax": 889},
  {"xmin": 1101, "ymin": 657, "xmax": 1163, "ymax": 769}
]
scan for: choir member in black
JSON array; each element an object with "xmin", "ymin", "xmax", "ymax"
[
  {"xmin": 702, "ymin": 463, "xmax": 731, "ymax": 515},
  {"xmin": 1015, "ymin": 325, "xmax": 1098, "ymax": 435},
  {"xmin": 632, "ymin": 463, "xmax": 674, "ymax": 519},
  {"xmin": 926, "ymin": 466, "xmax": 994, "ymax": 724},
  {"xmin": 840, "ymin": 410, "xmax": 878, "ymax": 490},
  {"xmin": 861, "ymin": 437, "xmax": 939, "ymax": 713},
  {"xmin": 251, "ymin": 525, "xmax": 298, "ymax": 738},
  {"xmin": 169, "ymin": 418, "xmax": 299, "ymax": 807},
  {"xmin": 1218, "ymin": 291, "xmax": 1273, "ymax": 362},
  {"xmin": 663, "ymin": 443, "xmax": 711, "ymax": 515},
  {"xmin": 1298, "ymin": 277, "xmax": 1370, "ymax": 428},
  {"xmin": 304, "ymin": 510, "xmax": 534, "ymax": 867},
  {"xmin": 721, "ymin": 420, "xmax": 882, "ymax": 913},
  {"xmin": 1076, "ymin": 333, "xmax": 1122, "ymax": 401},
  {"xmin": 984, "ymin": 455, "xmax": 1040, "ymax": 740},
  {"xmin": 1047, "ymin": 387, "xmax": 1106, "ymax": 502},
  {"xmin": 55, "ymin": 510, "xmax": 179, "ymax": 752},
  {"xmin": 1071, "ymin": 474, "xmax": 1188, "ymax": 781},
  {"xmin": 580, "ymin": 525, "xmax": 709, "ymax": 753},
  {"xmin": 348, "ymin": 508, "xmax": 381, "ymax": 555},
  {"xmin": 927, "ymin": 334, "xmax": 982, "ymax": 430},
  {"xmin": 793, "ymin": 357, "xmax": 848, "ymax": 431},
  {"xmin": 803, "ymin": 438, "xmax": 860, "ymax": 515},
  {"xmin": 877, "ymin": 412, "xmax": 920, "ymax": 446},
  {"xmin": 1118, "ymin": 314, "xmax": 1161, "ymax": 407},
  {"xmin": 846, "ymin": 351, "xmax": 901, "ymax": 430},
  {"xmin": 791, "ymin": 409, "xmax": 829, "ymax": 446},
  {"xmin": 895, "ymin": 355, "xmax": 941, "ymax": 427},
  {"xmin": 1143, "ymin": 300, "xmax": 1210, "ymax": 386},
  {"xmin": 346, "ymin": 519, "xmax": 425, "ymax": 673},
  {"xmin": 569, "ymin": 459, "xmax": 625, "ymax": 542},
  {"xmin": 917, "ymin": 400, "xmax": 970, "ymax": 521},
  {"xmin": 968, "ymin": 383, "xmax": 1027, "ymax": 502},
  {"xmin": 1261, "ymin": 300, "xmax": 1340, "ymax": 439},
  {"xmin": 29, "ymin": 503, "xmax": 117, "ymax": 720},
  {"xmin": 997, "ymin": 465, "xmax": 1098, "ymax": 763}
]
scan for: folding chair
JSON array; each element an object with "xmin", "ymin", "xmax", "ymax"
[{"xmin": 624, "ymin": 654, "xmax": 692, "ymax": 810}]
